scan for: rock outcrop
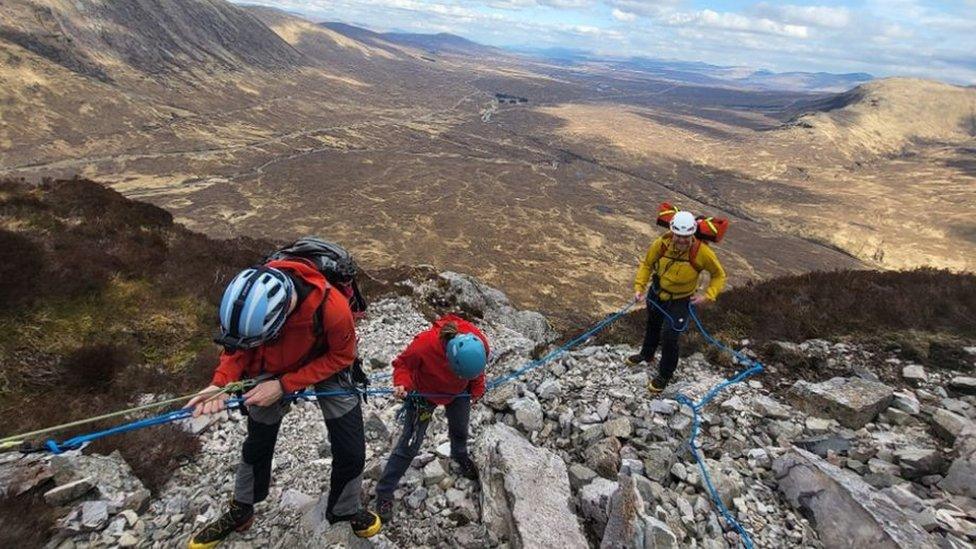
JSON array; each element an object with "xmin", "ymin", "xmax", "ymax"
[
  {"xmin": 789, "ymin": 377, "xmax": 894, "ymax": 429},
  {"xmin": 477, "ymin": 423, "xmax": 587, "ymax": 548},
  {"xmin": 773, "ymin": 448, "xmax": 939, "ymax": 548},
  {"xmin": 940, "ymin": 424, "xmax": 976, "ymax": 498}
]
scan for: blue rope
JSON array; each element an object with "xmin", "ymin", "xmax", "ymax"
[
  {"xmin": 672, "ymin": 303, "xmax": 764, "ymax": 549},
  {"xmin": 645, "ymin": 293, "xmax": 692, "ymax": 333},
  {"xmin": 487, "ymin": 302, "xmax": 635, "ymax": 389},
  {"xmin": 42, "ymin": 301, "xmax": 635, "ymax": 453}
]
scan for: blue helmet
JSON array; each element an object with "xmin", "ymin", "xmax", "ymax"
[
  {"xmin": 446, "ymin": 333, "xmax": 487, "ymax": 380},
  {"xmin": 217, "ymin": 266, "xmax": 295, "ymax": 350}
]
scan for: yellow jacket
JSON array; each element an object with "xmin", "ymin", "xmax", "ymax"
[{"xmin": 634, "ymin": 235, "xmax": 726, "ymax": 301}]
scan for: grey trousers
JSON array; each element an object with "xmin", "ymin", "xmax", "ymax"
[{"xmin": 375, "ymin": 396, "xmax": 470, "ymax": 498}]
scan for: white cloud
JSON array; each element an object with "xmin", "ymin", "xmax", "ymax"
[
  {"xmin": 487, "ymin": 0, "xmax": 593, "ymax": 8},
  {"xmin": 605, "ymin": 0, "xmax": 682, "ymax": 18},
  {"xmin": 664, "ymin": 9, "xmax": 810, "ymax": 38},
  {"xmin": 751, "ymin": 3, "xmax": 851, "ymax": 29},
  {"xmin": 611, "ymin": 8, "xmax": 636, "ymax": 22},
  {"xmin": 574, "ymin": 24, "xmax": 601, "ymax": 34}
]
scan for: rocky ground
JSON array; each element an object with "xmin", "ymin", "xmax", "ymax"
[{"xmin": 2, "ymin": 272, "xmax": 975, "ymax": 548}]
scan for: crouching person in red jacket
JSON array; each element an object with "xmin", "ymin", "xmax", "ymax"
[
  {"xmin": 372, "ymin": 314, "xmax": 489, "ymax": 524},
  {"xmin": 185, "ymin": 260, "xmax": 380, "ymax": 549}
]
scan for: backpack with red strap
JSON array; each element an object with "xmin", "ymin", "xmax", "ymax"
[
  {"xmin": 266, "ymin": 237, "xmax": 367, "ymax": 318},
  {"xmin": 653, "ymin": 202, "xmax": 729, "ymax": 271},
  {"xmin": 265, "ymin": 237, "xmax": 371, "ymax": 398}
]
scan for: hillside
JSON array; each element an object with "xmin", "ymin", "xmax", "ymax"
[
  {"xmin": 786, "ymin": 78, "xmax": 976, "ymax": 156},
  {"xmin": 380, "ymin": 31, "xmax": 504, "ymax": 57},
  {"xmin": 0, "ymin": 0, "xmax": 458, "ymax": 170},
  {"xmin": 608, "ymin": 58, "xmax": 873, "ymax": 92},
  {"xmin": 246, "ymin": 8, "xmax": 407, "ymax": 63},
  {"xmin": 0, "ymin": 0, "xmax": 304, "ymax": 78},
  {"xmin": 0, "ymin": 177, "xmax": 974, "ymax": 547},
  {"xmin": 739, "ymin": 70, "xmax": 873, "ymax": 93}
]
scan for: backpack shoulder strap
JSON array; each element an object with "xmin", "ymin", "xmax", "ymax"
[
  {"xmin": 689, "ymin": 239, "xmax": 702, "ymax": 271},
  {"xmin": 297, "ymin": 284, "xmax": 331, "ymax": 369},
  {"xmin": 651, "ymin": 234, "xmax": 672, "ymax": 268},
  {"xmin": 656, "ymin": 234, "xmax": 703, "ymax": 271}
]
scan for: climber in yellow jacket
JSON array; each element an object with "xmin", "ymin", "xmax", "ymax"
[{"xmin": 627, "ymin": 211, "xmax": 726, "ymax": 393}]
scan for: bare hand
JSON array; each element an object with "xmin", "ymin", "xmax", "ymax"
[
  {"xmin": 634, "ymin": 292, "xmax": 646, "ymax": 303},
  {"xmin": 187, "ymin": 385, "xmax": 230, "ymax": 417},
  {"xmin": 243, "ymin": 380, "xmax": 284, "ymax": 407},
  {"xmin": 690, "ymin": 295, "xmax": 711, "ymax": 308},
  {"xmin": 393, "ymin": 385, "xmax": 408, "ymax": 399}
]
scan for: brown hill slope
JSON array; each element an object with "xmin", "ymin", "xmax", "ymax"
[
  {"xmin": 0, "ymin": 1, "xmax": 867, "ymax": 321},
  {"xmin": 785, "ymin": 78, "xmax": 976, "ymax": 157},
  {"xmin": 0, "ymin": 0, "xmax": 456, "ymax": 170},
  {"xmin": 0, "ymin": 177, "xmax": 268, "ymax": 498},
  {"xmin": 0, "ymin": 0, "xmax": 305, "ymax": 78},
  {"xmin": 5, "ymin": 1, "xmax": 961, "ymax": 321},
  {"xmin": 245, "ymin": 6, "xmax": 408, "ymax": 64}
]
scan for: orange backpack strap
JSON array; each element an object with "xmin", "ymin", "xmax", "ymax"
[
  {"xmin": 689, "ymin": 239, "xmax": 701, "ymax": 271},
  {"xmin": 651, "ymin": 234, "xmax": 671, "ymax": 268},
  {"xmin": 655, "ymin": 234, "xmax": 702, "ymax": 271}
]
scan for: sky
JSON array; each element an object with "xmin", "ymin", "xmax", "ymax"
[{"xmin": 239, "ymin": 1, "xmax": 976, "ymax": 84}]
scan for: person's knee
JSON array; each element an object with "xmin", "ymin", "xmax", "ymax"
[
  {"xmin": 664, "ymin": 322, "xmax": 684, "ymax": 339},
  {"xmin": 241, "ymin": 423, "xmax": 278, "ymax": 465},
  {"xmin": 333, "ymin": 443, "xmax": 366, "ymax": 474},
  {"xmin": 242, "ymin": 439, "xmax": 275, "ymax": 465},
  {"xmin": 407, "ymin": 428, "xmax": 429, "ymax": 455}
]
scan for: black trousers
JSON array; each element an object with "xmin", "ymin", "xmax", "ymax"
[
  {"xmin": 375, "ymin": 396, "xmax": 470, "ymax": 498},
  {"xmin": 234, "ymin": 392, "xmax": 365, "ymax": 518},
  {"xmin": 640, "ymin": 296, "xmax": 690, "ymax": 384}
]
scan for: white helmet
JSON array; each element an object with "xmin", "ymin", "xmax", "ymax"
[{"xmin": 670, "ymin": 211, "xmax": 697, "ymax": 236}]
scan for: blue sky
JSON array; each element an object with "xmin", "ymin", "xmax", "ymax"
[{"xmin": 240, "ymin": 1, "xmax": 976, "ymax": 83}]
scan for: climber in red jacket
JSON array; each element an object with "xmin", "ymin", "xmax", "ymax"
[
  {"xmin": 373, "ymin": 314, "xmax": 489, "ymax": 524},
  {"xmin": 186, "ymin": 259, "xmax": 380, "ymax": 548}
]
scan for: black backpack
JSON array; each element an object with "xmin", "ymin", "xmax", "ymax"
[
  {"xmin": 266, "ymin": 237, "xmax": 367, "ymax": 315},
  {"xmin": 265, "ymin": 237, "xmax": 370, "ymax": 399}
]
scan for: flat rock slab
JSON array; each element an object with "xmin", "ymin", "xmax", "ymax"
[
  {"xmin": 477, "ymin": 423, "xmax": 588, "ymax": 548},
  {"xmin": 930, "ymin": 409, "xmax": 971, "ymax": 444},
  {"xmin": 948, "ymin": 376, "xmax": 976, "ymax": 396},
  {"xmin": 789, "ymin": 377, "xmax": 894, "ymax": 429},
  {"xmin": 794, "ymin": 435, "xmax": 853, "ymax": 458},
  {"xmin": 940, "ymin": 424, "xmax": 976, "ymax": 498},
  {"xmin": 773, "ymin": 448, "xmax": 939, "ymax": 548}
]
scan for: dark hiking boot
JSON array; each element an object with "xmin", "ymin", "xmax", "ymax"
[
  {"xmin": 330, "ymin": 509, "xmax": 382, "ymax": 538},
  {"xmin": 647, "ymin": 377, "xmax": 667, "ymax": 394},
  {"xmin": 374, "ymin": 495, "xmax": 395, "ymax": 524},
  {"xmin": 454, "ymin": 455, "xmax": 479, "ymax": 481},
  {"xmin": 187, "ymin": 500, "xmax": 254, "ymax": 549},
  {"xmin": 625, "ymin": 354, "xmax": 647, "ymax": 366}
]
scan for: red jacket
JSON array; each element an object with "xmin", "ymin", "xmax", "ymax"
[
  {"xmin": 392, "ymin": 314, "xmax": 489, "ymax": 405},
  {"xmin": 212, "ymin": 259, "xmax": 357, "ymax": 393}
]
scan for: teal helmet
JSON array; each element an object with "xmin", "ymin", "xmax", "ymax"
[{"xmin": 446, "ymin": 333, "xmax": 487, "ymax": 380}]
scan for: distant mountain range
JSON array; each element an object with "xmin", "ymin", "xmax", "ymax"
[
  {"xmin": 508, "ymin": 49, "xmax": 873, "ymax": 92},
  {"xmin": 316, "ymin": 26, "xmax": 873, "ymax": 92}
]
